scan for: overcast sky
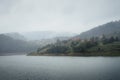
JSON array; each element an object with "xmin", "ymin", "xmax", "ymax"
[{"xmin": 0, "ymin": 0, "xmax": 120, "ymax": 33}]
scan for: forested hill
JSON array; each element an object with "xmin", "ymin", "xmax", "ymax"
[
  {"xmin": 28, "ymin": 20, "xmax": 120, "ymax": 56},
  {"xmin": 77, "ymin": 20, "xmax": 120, "ymax": 39}
]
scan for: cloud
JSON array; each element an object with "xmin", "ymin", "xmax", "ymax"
[{"xmin": 0, "ymin": 0, "xmax": 120, "ymax": 33}]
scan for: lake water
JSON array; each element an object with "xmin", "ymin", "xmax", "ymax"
[{"xmin": 0, "ymin": 56, "xmax": 120, "ymax": 80}]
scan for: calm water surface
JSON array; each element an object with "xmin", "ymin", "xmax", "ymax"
[{"xmin": 0, "ymin": 55, "xmax": 120, "ymax": 80}]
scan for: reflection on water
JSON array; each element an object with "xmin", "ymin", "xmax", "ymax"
[{"xmin": 0, "ymin": 56, "xmax": 120, "ymax": 80}]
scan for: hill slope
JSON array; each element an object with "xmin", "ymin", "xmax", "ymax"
[{"xmin": 78, "ymin": 20, "xmax": 120, "ymax": 39}]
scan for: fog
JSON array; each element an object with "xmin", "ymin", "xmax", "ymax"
[{"xmin": 0, "ymin": 0, "xmax": 120, "ymax": 33}]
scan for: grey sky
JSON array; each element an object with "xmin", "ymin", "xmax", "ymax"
[{"xmin": 0, "ymin": 0, "xmax": 120, "ymax": 33}]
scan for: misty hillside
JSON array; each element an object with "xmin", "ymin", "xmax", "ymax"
[
  {"xmin": 78, "ymin": 20, "xmax": 120, "ymax": 39},
  {"xmin": 0, "ymin": 31, "xmax": 76, "ymax": 55},
  {"xmin": 21, "ymin": 31, "xmax": 77, "ymax": 40},
  {"xmin": 4, "ymin": 32, "xmax": 26, "ymax": 40},
  {"xmin": 0, "ymin": 34, "xmax": 39, "ymax": 54},
  {"xmin": 29, "ymin": 20, "xmax": 120, "ymax": 56}
]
